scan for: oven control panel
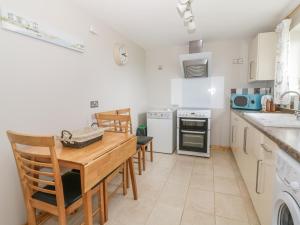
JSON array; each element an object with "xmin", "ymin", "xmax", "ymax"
[
  {"xmin": 177, "ymin": 109, "xmax": 211, "ymax": 118},
  {"xmin": 147, "ymin": 112, "xmax": 171, "ymax": 119}
]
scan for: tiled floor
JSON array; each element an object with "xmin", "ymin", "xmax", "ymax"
[{"xmin": 45, "ymin": 149, "xmax": 260, "ymax": 225}]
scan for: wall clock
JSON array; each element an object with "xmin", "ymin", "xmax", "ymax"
[{"xmin": 113, "ymin": 44, "xmax": 128, "ymax": 65}]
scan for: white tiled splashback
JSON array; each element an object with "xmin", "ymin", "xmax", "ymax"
[{"xmin": 231, "ymin": 87, "xmax": 272, "ymax": 95}]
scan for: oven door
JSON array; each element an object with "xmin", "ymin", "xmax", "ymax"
[
  {"xmin": 180, "ymin": 118, "xmax": 208, "ymax": 131},
  {"xmin": 179, "ymin": 129, "xmax": 207, "ymax": 153}
]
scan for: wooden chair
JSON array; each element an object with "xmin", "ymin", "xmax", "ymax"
[
  {"xmin": 94, "ymin": 113, "xmax": 132, "ymax": 221},
  {"xmin": 97, "ymin": 110, "xmax": 144, "ymax": 175},
  {"xmin": 7, "ymin": 131, "xmax": 104, "ymax": 225},
  {"xmin": 116, "ymin": 108, "xmax": 154, "ymax": 171}
]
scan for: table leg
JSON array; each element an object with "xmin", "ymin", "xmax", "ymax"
[
  {"xmin": 83, "ymin": 190, "xmax": 93, "ymax": 225},
  {"xmin": 99, "ymin": 183, "xmax": 105, "ymax": 225},
  {"xmin": 103, "ymin": 181, "xmax": 108, "ymax": 222},
  {"xmin": 128, "ymin": 157, "xmax": 138, "ymax": 200},
  {"xmin": 122, "ymin": 163, "xmax": 128, "ymax": 196}
]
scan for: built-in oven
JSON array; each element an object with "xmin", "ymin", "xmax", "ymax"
[{"xmin": 178, "ymin": 118, "xmax": 208, "ymax": 153}]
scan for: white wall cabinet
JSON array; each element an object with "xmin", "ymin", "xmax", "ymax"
[
  {"xmin": 230, "ymin": 112, "xmax": 277, "ymax": 225},
  {"xmin": 248, "ymin": 32, "xmax": 277, "ymax": 82}
]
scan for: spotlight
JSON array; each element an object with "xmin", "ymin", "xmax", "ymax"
[
  {"xmin": 183, "ymin": 10, "xmax": 193, "ymax": 21},
  {"xmin": 176, "ymin": 3, "xmax": 187, "ymax": 14},
  {"xmin": 177, "ymin": 0, "xmax": 196, "ymax": 32},
  {"xmin": 188, "ymin": 20, "xmax": 196, "ymax": 32},
  {"xmin": 180, "ymin": 0, "xmax": 191, "ymax": 4}
]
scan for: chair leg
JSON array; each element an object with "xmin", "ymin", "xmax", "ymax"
[
  {"xmin": 126, "ymin": 161, "xmax": 130, "ymax": 188},
  {"xmin": 150, "ymin": 140, "xmax": 154, "ymax": 162},
  {"xmin": 98, "ymin": 182, "xmax": 105, "ymax": 225},
  {"xmin": 57, "ymin": 211, "xmax": 67, "ymax": 225},
  {"xmin": 26, "ymin": 204, "xmax": 37, "ymax": 225},
  {"xmin": 141, "ymin": 145, "xmax": 146, "ymax": 171},
  {"xmin": 122, "ymin": 163, "xmax": 127, "ymax": 196},
  {"xmin": 138, "ymin": 151, "xmax": 142, "ymax": 175}
]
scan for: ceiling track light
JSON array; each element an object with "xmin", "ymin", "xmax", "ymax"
[{"xmin": 176, "ymin": 0, "xmax": 196, "ymax": 32}]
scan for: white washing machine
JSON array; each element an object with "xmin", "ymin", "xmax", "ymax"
[
  {"xmin": 272, "ymin": 150, "xmax": 300, "ymax": 225},
  {"xmin": 147, "ymin": 108, "xmax": 177, "ymax": 154}
]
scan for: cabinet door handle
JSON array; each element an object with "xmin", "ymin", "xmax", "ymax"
[
  {"xmin": 243, "ymin": 127, "xmax": 248, "ymax": 154},
  {"xmin": 181, "ymin": 119, "xmax": 206, "ymax": 122},
  {"xmin": 256, "ymin": 160, "xmax": 263, "ymax": 194},
  {"xmin": 181, "ymin": 130, "xmax": 205, "ymax": 134}
]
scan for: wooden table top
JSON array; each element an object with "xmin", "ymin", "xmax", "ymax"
[{"xmin": 19, "ymin": 132, "xmax": 135, "ymax": 166}]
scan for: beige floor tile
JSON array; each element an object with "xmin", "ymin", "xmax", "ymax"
[
  {"xmin": 215, "ymin": 193, "xmax": 248, "ymax": 222},
  {"xmin": 213, "ymin": 156, "xmax": 235, "ymax": 168},
  {"xmin": 216, "ymin": 216, "xmax": 249, "ymax": 225},
  {"xmin": 155, "ymin": 155, "xmax": 177, "ymax": 169},
  {"xmin": 168, "ymin": 167, "xmax": 193, "ymax": 186},
  {"xmin": 181, "ymin": 208, "xmax": 215, "ymax": 225},
  {"xmin": 194, "ymin": 156, "xmax": 213, "ymax": 165},
  {"xmin": 193, "ymin": 161, "xmax": 214, "ymax": 176},
  {"xmin": 146, "ymin": 202, "xmax": 183, "ymax": 225},
  {"xmin": 214, "ymin": 164, "xmax": 236, "ymax": 179},
  {"xmin": 185, "ymin": 188, "xmax": 215, "ymax": 215},
  {"xmin": 126, "ymin": 180, "xmax": 162, "ymax": 202},
  {"xmin": 214, "ymin": 176, "xmax": 240, "ymax": 196},
  {"xmin": 190, "ymin": 173, "xmax": 214, "ymax": 191},
  {"xmin": 157, "ymin": 180, "xmax": 189, "ymax": 208},
  {"xmin": 113, "ymin": 198, "xmax": 155, "ymax": 225}
]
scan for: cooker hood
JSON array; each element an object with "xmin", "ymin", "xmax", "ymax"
[{"xmin": 180, "ymin": 40, "xmax": 212, "ymax": 78}]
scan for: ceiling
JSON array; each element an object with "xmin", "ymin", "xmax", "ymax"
[{"xmin": 74, "ymin": 0, "xmax": 299, "ymax": 50}]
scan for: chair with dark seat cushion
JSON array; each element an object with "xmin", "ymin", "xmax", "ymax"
[
  {"xmin": 115, "ymin": 108, "xmax": 154, "ymax": 172},
  {"xmin": 137, "ymin": 136, "xmax": 153, "ymax": 145},
  {"xmin": 32, "ymin": 171, "xmax": 81, "ymax": 207},
  {"xmin": 7, "ymin": 131, "xmax": 105, "ymax": 225}
]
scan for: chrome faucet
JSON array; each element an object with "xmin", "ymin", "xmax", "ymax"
[{"xmin": 280, "ymin": 91, "xmax": 300, "ymax": 120}]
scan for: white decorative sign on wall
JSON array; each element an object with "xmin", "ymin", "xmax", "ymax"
[{"xmin": 0, "ymin": 8, "xmax": 85, "ymax": 53}]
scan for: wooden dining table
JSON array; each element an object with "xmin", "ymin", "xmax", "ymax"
[{"xmin": 20, "ymin": 131, "xmax": 138, "ymax": 225}]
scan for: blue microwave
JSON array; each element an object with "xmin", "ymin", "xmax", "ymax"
[{"xmin": 231, "ymin": 94, "xmax": 262, "ymax": 110}]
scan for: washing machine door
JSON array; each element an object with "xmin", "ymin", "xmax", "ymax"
[{"xmin": 273, "ymin": 192, "xmax": 300, "ymax": 225}]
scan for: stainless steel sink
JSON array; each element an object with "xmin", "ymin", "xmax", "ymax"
[{"xmin": 244, "ymin": 112, "xmax": 300, "ymax": 128}]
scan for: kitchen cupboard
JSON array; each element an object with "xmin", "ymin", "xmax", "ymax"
[
  {"xmin": 248, "ymin": 32, "xmax": 277, "ymax": 82},
  {"xmin": 230, "ymin": 112, "xmax": 277, "ymax": 225}
]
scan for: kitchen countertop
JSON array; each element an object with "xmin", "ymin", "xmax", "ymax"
[{"xmin": 232, "ymin": 109, "xmax": 300, "ymax": 162}]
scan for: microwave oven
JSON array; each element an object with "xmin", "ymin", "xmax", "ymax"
[{"xmin": 231, "ymin": 94, "xmax": 263, "ymax": 110}]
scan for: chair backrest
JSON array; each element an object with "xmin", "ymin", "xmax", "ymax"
[
  {"xmin": 6, "ymin": 131, "xmax": 65, "ymax": 209},
  {"xmin": 116, "ymin": 108, "xmax": 133, "ymax": 134},
  {"xmin": 100, "ymin": 110, "xmax": 118, "ymax": 115},
  {"xmin": 95, "ymin": 114, "xmax": 131, "ymax": 134}
]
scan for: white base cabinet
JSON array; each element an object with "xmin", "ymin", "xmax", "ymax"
[{"xmin": 230, "ymin": 112, "xmax": 277, "ymax": 225}]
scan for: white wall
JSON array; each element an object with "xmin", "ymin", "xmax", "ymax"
[
  {"xmin": 145, "ymin": 40, "xmax": 272, "ymax": 146},
  {"xmin": 0, "ymin": 0, "xmax": 146, "ymax": 224}
]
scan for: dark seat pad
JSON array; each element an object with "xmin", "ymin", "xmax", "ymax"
[
  {"xmin": 32, "ymin": 171, "xmax": 82, "ymax": 208},
  {"xmin": 137, "ymin": 136, "xmax": 153, "ymax": 145}
]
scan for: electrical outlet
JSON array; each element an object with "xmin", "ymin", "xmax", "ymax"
[{"xmin": 90, "ymin": 100, "xmax": 99, "ymax": 108}]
